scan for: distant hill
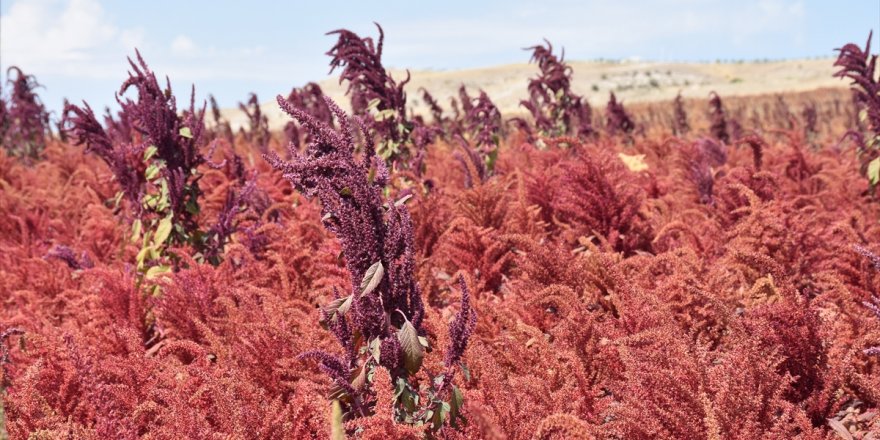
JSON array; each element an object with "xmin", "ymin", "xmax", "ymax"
[{"xmin": 222, "ymin": 58, "xmax": 849, "ymax": 131}]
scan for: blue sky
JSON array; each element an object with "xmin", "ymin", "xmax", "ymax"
[{"xmin": 1, "ymin": 0, "xmax": 877, "ymax": 115}]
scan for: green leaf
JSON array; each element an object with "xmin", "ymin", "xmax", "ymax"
[
  {"xmin": 179, "ymin": 126, "xmax": 193, "ymax": 139},
  {"xmin": 397, "ymin": 319, "xmax": 424, "ymax": 375},
  {"xmin": 144, "ymin": 265, "xmax": 171, "ymax": 280},
  {"xmin": 369, "ymin": 338, "xmax": 381, "ymax": 363},
  {"xmin": 131, "ymin": 219, "xmax": 142, "ymax": 243},
  {"xmin": 374, "ymin": 109, "xmax": 396, "ymax": 122},
  {"xmin": 113, "ymin": 191, "xmax": 124, "ymax": 208},
  {"xmin": 136, "ymin": 245, "xmax": 153, "ymax": 270},
  {"xmin": 461, "ymin": 362, "xmax": 471, "ymax": 383},
  {"xmin": 153, "ymin": 215, "xmax": 174, "ymax": 246},
  {"xmin": 431, "ymin": 401, "xmax": 450, "ymax": 430},
  {"xmin": 360, "ymin": 261, "xmax": 384, "ymax": 297},
  {"xmin": 143, "ymin": 145, "xmax": 158, "ymax": 161},
  {"xmin": 393, "ymin": 378, "xmax": 407, "ymax": 401},
  {"xmin": 330, "ymin": 400, "xmax": 345, "ymax": 440},
  {"xmin": 321, "ymin": 295, "xmax": 353, "ymax": 326},
  {"xmin": 394, "ymin": 194, "xmax": 413, "ymax": 207},
  {"xmin": 185, "ymin": 197, "xmax": 200, "ymax": 216},
  {"xmin": 339, "ymin": 187, "xmax": 352, "ymax": 197},
  {"xmin": 869, "ymin": 157, "xmax": 880, "ymax": 185},
  {"xmin": 486, "ymin": 148, "xmax": 499, "ymax": 173},
  {"xmin": 145, "ymin": 163, "xmax": 160, "ymax": 181},
  {"xmin": 450, "ymin": 386, "xmax": 464, "ymax": 426},
  {"xmin": 366, "ymin": 98, "xmax": 381, "ymax": 111}
]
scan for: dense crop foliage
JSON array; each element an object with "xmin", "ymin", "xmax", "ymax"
[{"xmin": 0, "ymin": 28, "xmax": 879, "ymax": 440}]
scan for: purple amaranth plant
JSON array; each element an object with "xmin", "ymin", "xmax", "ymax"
[
  {"xmin": 453, "ymin": 135, "xmax": 488, "ymax": 189},
  {"xmin": 453, "ymin": 86, "xmax": 502, "ymax": 176},
  {"xmin": 208, "ymin": 94, "xmax": 234, "ymax": 145},
  {"xmin": 266, "ymin": 94, "xmax": 474, "ymax": 429},
  {"xmin": 288, "ymin": 82, "xmax": 334, "ymax": 126},
  {"xmin": 508, "ymin": 117, "xmax": 536, "ymax": 144},
  {"xmin": 520, "ymin": 40, "xmax": 594, "ymax": 138},
  {"xmin": 736, "ymin": 133, "xmax": 766, "ymax": 170},
  {"xmin": 865, "ymin": 295, "xmax": 880, "ymax": 357},
  {"xmin": 285, "ymin": 82, "xmax": 335, "ymax": 149},
  {"xmin": 458, "ymin": 85, "xmax": 474, "ymax": 116},
  {"xmin": 834, "ymin": 32, "xmax": 880, "ymax": 186},
  {"xmin": 465, "ymin": 90, "xmax": 502, "ymax": 151},
  {"xmin": 441, "ymin": 277, "xmax": 477, "ymax": 389},
  {"xmin": 606, "ymin": 92, "xmax": 635, "ymax": 136},
  {"xmin": 62, "ymin": 102, "xmax": 147, "ymax": 215},
  {"xmin": 419, "ymin": 87, "xmax": 445, "ymax": 126},
  {"xmin": 708, "ymin": 91, "xmax": 730, "ymax": 144},
  {"xmin": 852, "ymin": 244, "xmax": 880, "ymax": 356},
  {"xmin": 673, "ymin": 92, "xmax": 690, "ymax": 136},
  {"xmin": 835, "ymin": 32, "xmax": 880, "ymax": 136},
  {"xmin": 44, "ymin": 245, "xmax": 95, "ymax": 271},
  {"xmin": 102, "ymin": 104, "xmax": 135, "ymax": 145},
  {"xmin": 64, "ymin": 50, "xmax": 239, "ymax": 268},
  {"xmin": 774, "ymin": 95, "xmax": 795, "ymax": 130},
  {"xmin": 802, "ymin": 101, "xmax": 818, "ymax": 139},
  {"xmin": 0, "ymin": 327, "xmax": 24, "ymax": 386},
  {"xmin": 238, "ymin": 93, "xmax": 271, "ymax": 152},
  {"xmin": 681, "ymin": 138, "xmax": 727, "ymax": 205},
  {"xmin": 326, "ymin": 23, "xmax": 413, "ymax": 163},
  {"xmin": 1, "ymin": 67, "xmax": 51, "ymax": 160}
]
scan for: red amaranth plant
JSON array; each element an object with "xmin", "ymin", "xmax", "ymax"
[
  {"xmin": 266, "ymin": 94, "xmax": 474, "ymax": 431},
  {"xmin": 0, "ymin": 67, "xmax": 51, "ymax": 160},
  {"xmin": 520, "ymin": 40, "xmax": 594, "ymax": 138}
]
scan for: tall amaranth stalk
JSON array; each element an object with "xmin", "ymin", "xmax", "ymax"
[
  {"xmin": 266, "ymin": 94, "xmax": 475, "ymax": 431},
  {"xmin": 520, "ymin": 40, "xmax": 594, "ymax": 138},
  {"xmin": 326, "ymin": 23, "xmax": 416, "ymax": 164},
  {"xmin": 834, "ymin": 31, "xmax": 880, "ymax": 187}
]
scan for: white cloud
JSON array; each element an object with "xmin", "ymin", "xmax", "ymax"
[
  {"xmin": 171, "ymin": 35, "xmax": 198, "ymax": 56},
  {"xmin": 384, "ymin": 0, "xmax": 809, "ymax": 63},
  {"xmin": 0, "ymin": 0, "xmax": 143, "ymax": 78}
]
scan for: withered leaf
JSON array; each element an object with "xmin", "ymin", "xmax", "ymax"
[
  {"xmin": 360, "ymin": 261, "xmax": 384, "ymax": 297},
  {"xmin": 397, "ymin": 320, "xmax": 424, "ymax": 374}
]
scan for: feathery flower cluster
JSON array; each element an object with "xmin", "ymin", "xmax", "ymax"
[
  {"xmin": 605, "ymin": 92, "xmax": 635, "ymax": 136},
  {"xmin": 238, "ymin": 93, "xmax": 271, "ymax": 151},
  {"xmin": 521, "ymin": 40, "xmax": 594, "ymax": 138},
  {"xmin": 326, "ymin": 23, "xmax": 413, "ymax": 163},
  {"xmin": 0, "ymin": 67, "xmax": 51, "ymax": 159},
  {"xmin": 834, "ymin": 32, "xmax": 880, "ymax": 137},
  {"xmin": 709, "ymin": 91, "xmax": 730, "ymax": 144},
  {"xmin": 285, "ymin": 82, "xmax": 334, "ymax": 149},
  {"xmin": 673, "ymin": 92, "xmax": 690, "ymax": 136},
  {"xmin": 266, "ymin": 94, "xmax": 473, "ymax": 429}
]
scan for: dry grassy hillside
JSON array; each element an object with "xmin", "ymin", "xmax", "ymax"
[{"xmin": 223, "ymin": 57, "xmax": 848, "ymax": 130}]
